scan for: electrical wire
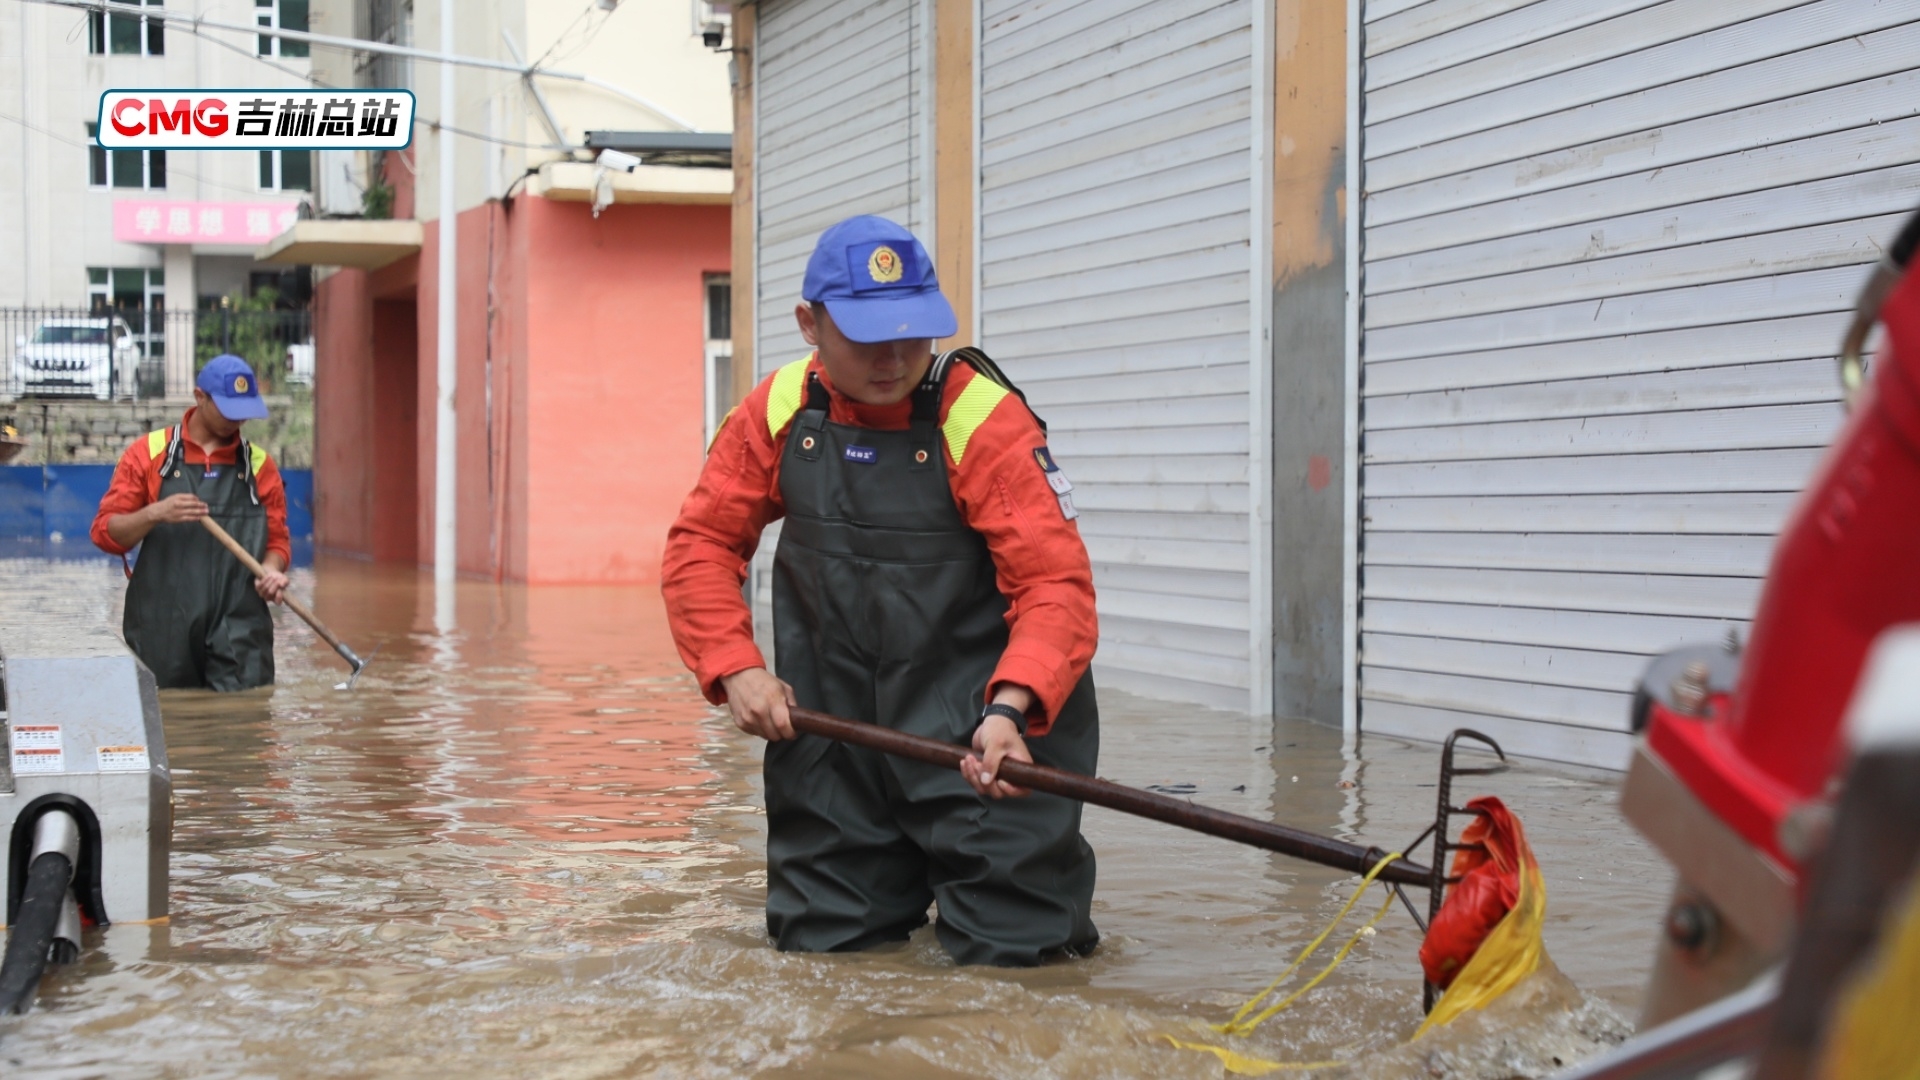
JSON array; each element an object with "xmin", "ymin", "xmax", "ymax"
[
  {"xmin": 8, "ymin": 0, "xmax": 610, "ymax": 154},
  {"xmin": 530, "ymin": 1, "xmax": 600, "ymax": 69},
  {"xmin": 541, "ymin": 2, "xmax": 621, "ymax": 70},
  {"xmin": 148, "ymin": 14, "xmax": 577, "ymax": 152},
  {"xmin": 0, "ymin": 109, "xmax": 286, "ymax": 200}
]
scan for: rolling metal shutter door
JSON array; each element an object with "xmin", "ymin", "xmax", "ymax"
[
  {"xmin": 754, "ymin": 0, "xmax": 931, "ymax": 378},
  {"xmin": 1356, "ymin": 0, "xmax": 1920, "ymax": 767},
  {"xmin": 750, "ymin": 0, "xmax": 933, "ymax": 636},
  {"xmin": 979, "ymin": 0, "xmax": 1257, "ymax": 709}
]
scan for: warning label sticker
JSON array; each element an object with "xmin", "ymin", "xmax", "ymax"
[
  {"xmin": 12, "ymin": 725, "xmax": 67, "ymax": 774},
  {"xmin": 11, "ymin": 724, "xmax": 61, "ymax": 749},
  {"xmin": 13, "ymin": 747, "xmax": 65, "ymax": 774},
  {"xmin": 97, "ymin": 745, "xmax": 152, "ymax": 772}
]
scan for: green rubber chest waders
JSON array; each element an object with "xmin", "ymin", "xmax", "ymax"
[
  {"xmin": 122, "ymin": 432, "xmax": 276, "ymax": 691},
  {"xmin": 767, "ymin": 368, "xmax": 1099, "ymax": 966}
]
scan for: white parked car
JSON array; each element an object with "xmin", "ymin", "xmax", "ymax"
[
  {"xmin": 286, "ymin": 342, "xmax": 315, "ymax": 387},
  {"xmin": 14, "ymin": 317, "xmax": 140, "ymax": 400}
]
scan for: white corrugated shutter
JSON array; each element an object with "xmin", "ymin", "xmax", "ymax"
[
  {"xmin": 1356, "ymin": 0, "xmax": 1920, "ymax": 767},
  {"xmin": 750, "ymin": 0, "xmax": 933, "ymax": 632},
  {"xmin": 978, "ymin": 0, "xmax": 1258, "ymax": 709},
  {"xmin": 754, "ymin": 0, "xmax": 932, "ymax": 378}
]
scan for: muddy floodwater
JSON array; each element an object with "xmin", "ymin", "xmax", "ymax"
[{"xmin": 2, "ymin": 556, "xmax": 1669, "ymax": 1078}]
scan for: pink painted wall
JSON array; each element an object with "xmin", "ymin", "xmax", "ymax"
[
  {"xmin": 314, "ymin": 269, "xmax": 371, "ymax": 555},
  {"xmin": 401, "ymin": 195, "xmax": 727, "ymax": 583},
  {"xmin": 520, "ymin": 198, "xmax": 729, "ymax": 583},
  {"xmin": 314, "ymin": 266, "xmax": 419, "ymax": 562}
]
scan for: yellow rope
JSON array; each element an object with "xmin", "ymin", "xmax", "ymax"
[
  {"xmin": 1214, "ymin": 852, "xmax": 1403, "ymax": 1036},
  {"xmin": 1161, "ymin": 852, "xmax": 1404, "ymax": 1075},
  {"xmin": 1156, "ymin": 1036, "xmax": 1348, "ymax": 1074}
]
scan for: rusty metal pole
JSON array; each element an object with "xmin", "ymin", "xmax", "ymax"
[{"xmin": 787, "ymin": 707, "xmax": 1433, "ymax": 886}]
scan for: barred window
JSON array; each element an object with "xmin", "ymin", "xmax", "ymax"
[
  {"xmin": 259, "ymin": 149, "xmax": 313, "ymax": 192},
  {"xmin": 87, "ymin": 122, "xmax": 165, "ymax": 190},
  {"xmin": 255, "ymin": 0, "xmax": 310, "ymax": 58},
  {"xmin": 89, "ymin": 0, "xmax": 163, "ymax": 57}
]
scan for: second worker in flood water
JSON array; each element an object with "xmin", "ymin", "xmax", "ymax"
[{"xmin": 662, "ymin": 215, "xmax": 1101, "ymax": 966}]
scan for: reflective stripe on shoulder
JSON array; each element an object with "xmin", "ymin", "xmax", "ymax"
[
  {"xmin": 942, "ymin": 375, "xmax": 1010, "ymax": 467},
  {"xmin": 250, "ymin": 443, "xmax": 268, "ymax": 474},
  {"xmin": 146, "ymin": 428, "xmax": 169, "ymax": 458},
  {"xmin": 765, "ymin": 356, "xmax": 813, "ymax": 439},
  {"xmin": 706, "ymin": 406, "xmax": 737, "ymax": 453}
]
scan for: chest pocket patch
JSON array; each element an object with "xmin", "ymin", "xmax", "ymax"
[
  {"xmin": 1033, "ymin": 445, "xmax": 1078, "ymax": 520},
  {"xmin": 844, "ymin": 444, "xmax": 878, "ymax": 464}
]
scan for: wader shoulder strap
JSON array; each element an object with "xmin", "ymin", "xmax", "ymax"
[
  {"xmin": 239, "ymin": 439, "xmax": 263, "ymax": 505},
  {"xmin": 149, "ymin": 426, "xmax": 184, "ymax": 477},
  {"xmin": 914, "ymin": 348, "xmax": 1048, "ymax": 467}
]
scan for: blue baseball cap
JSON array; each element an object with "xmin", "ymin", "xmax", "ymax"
[
  {"xmin": 801, "ymin": 216, "xmax": 957, "ymax": 343},
  {"xmin": 196, "ymin": 354, "xmax": 269, "ymax": 421}
]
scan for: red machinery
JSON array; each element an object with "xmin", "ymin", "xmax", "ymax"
[{"xmin": 1621, "ymin": 206, "xmax": 1920, "ymax": 1026}]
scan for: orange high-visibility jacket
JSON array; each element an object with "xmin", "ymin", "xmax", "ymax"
[
  {"xmin": 91, "ymin": 407, "xmax": 291, "ymax": 565},
  {"xmin": 661, "ymin": 354, "xmax": 1097, "ymax": 735}
]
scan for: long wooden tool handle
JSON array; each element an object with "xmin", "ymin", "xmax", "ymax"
[
  {"xmin": 198, "ymin": 516, "xmax": 362, "ymax": 668},
  {"xmin": 788, "ymin": 707, "xmax": 1431, "ymax": 886}
]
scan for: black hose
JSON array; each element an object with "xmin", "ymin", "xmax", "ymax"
[{"xmin": 0, "ymin": 853, "xmax": 73, "ymax": 1015}]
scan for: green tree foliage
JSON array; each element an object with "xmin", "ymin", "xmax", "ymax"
[{"xmin": 197, "ymin": 290, "xmax": 300, "ymax": 393}]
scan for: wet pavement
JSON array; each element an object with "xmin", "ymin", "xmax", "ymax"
[{"xmin": 0, "ymin": 556, "xmax": 1668, "ymax": 1078}]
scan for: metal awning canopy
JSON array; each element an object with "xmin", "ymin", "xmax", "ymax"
[
  {"xmin": 255, "ymin": 220, "xmax": 424, "ymax": 269},
  {"xmin": 585, "ymin": 131, "xmax": 732, "ymax": 168}
]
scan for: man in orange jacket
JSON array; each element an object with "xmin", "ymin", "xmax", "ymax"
[
  {"xmin": 662, "ymin": 216, "xmax": 1100, "ymax": 965},
  {"xmin": 92, "ymin": 354, "xmax": 290, "ymax": 690}
]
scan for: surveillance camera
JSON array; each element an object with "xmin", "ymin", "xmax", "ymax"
[
  {"xmin": 701, "ymin": 20, "xmax": 726, "ymax": 49},
  {"xmin": 595, "ymin": 148, "xmax": 641, "ymax": 172}
]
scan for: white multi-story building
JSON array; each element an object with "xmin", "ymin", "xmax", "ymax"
[{"xmin": 2, "ymin": 0, "xmax": 326, "ymax": 315}]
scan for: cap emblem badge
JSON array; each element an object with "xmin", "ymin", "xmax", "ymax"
[
  {"xmin": 233, "ymin": 375, "xmax": 250, "ymax": 394},
  {"xmin": 867, "ymin": 245, "xmax": 903, "ymax": 284}
]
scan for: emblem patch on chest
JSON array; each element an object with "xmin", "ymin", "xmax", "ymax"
[{"xmin": 843, "ymin": 445, "xmax": 878, "ymax": 464}]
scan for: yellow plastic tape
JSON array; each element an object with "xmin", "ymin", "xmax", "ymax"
[
  {"xmin": 1162, "ymin": 854, "xmax": 1402, "ymax": 1075},
  {"xmin": 1158, "ymin": 1035, "xmax": 1345, "ymax": 1074}
]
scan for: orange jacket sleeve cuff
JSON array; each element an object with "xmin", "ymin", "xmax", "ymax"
[
  {"xmin": 989, "ymin": 637, "xmax": 1075, "ymax": 738},
  {"xmin": 697, "ymin": 642, "xmax": 770, "ymax": 705}
]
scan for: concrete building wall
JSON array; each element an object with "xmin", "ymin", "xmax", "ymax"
[
  {"xmin": 313, "ymin": 263, "xmax": 418, "ymax": 562},
  {"xmin": 1268, "ymin": 0, "xmax": 1350, "ymax": 728},
  {"xmin": 303, "ymin": 1, "xmax": 732, "ymax": 580},
  {"xmin": 319, "ymin": 195, "xmax": 727, "ymax": 583},
  {"xmin": 0, "ymin": 0, "xmax": 316, "ymax": 311},
  {"xmin": 521, "ymin": 199, "xmax": 729, "ymax": 583}
]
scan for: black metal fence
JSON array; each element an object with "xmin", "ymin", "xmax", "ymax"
[{"xmin": 1, "ymin": 307, "xmax": 313, "ymax": 402}]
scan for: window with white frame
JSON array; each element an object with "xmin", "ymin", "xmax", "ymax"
[
  {"xmin": 88, "ymin": 267, "xmax": 164, "ymax": 312},
  {"xmin": 259, "ymin": 149, "xmax": 313, "ymax": 191},
  {"xmin": 89, "ymin": 0, "xmax": 164, "ymax": 56},
  {"xmin": 704, "ymin": 274, "xmax": 733, "ymax": 448},
  {"xmin": 87, "ymin": 122, "xmax": 166, "ymax": 189},
  {"xmin": 256, "ymin": 0, "xmax": 310, "ymax": 57},
  {"xmin": 87, "ymin": 267, "xmax": 167, "ymax": 367}
]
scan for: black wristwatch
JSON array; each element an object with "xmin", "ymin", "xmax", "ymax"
[{"xmin": 979, "ymin": 702, "xmax": 1028, "ymax": 736}]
